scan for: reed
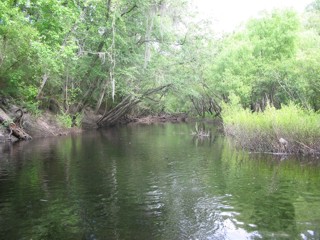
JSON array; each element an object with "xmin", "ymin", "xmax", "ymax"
[{"xmin": 222, "ymin": 103, "xmax": 320, "ymax": 155}]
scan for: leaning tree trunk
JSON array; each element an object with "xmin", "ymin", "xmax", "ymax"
[
  {"xmin": 95, "ymin": 79, "xmax": 109, "ymax": 114},
  {"xmin": 97, "ymin": 84, "xmax": 171, "ymax": 127},
  {"xmin": 97, "ymin": 95, "xmax": 140, "ymax": 127}
]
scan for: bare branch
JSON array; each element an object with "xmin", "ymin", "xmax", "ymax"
[{"xmin": 121, "ymin": 4, "xmax": 138, "ymax": 17}]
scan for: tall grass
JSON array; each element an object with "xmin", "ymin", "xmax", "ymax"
[{"xmin": 222, "ymin": 103, "xmax": 320, "ymax": 155}]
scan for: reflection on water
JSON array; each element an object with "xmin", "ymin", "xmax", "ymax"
[{"xmin": 0, "ymin": 124, "xmax": 320, "ymax": 240}]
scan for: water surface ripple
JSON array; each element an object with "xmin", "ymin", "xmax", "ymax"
[{"xmin": 0, "ymin": 124, "xmax": 320, "ymax": 239}]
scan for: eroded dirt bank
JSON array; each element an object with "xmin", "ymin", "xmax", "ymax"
[{"xmin": 0, "ymin": 104, "xmax": 82, "ymax": 142}]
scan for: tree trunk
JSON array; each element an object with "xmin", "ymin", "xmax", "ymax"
[
  {"xmin": 75, "ymin": 0, "xmax": 113, "ymax": 113},
  {"xmin": 97, "ymin": 84, "xmax": 171, "ymax": 127},
  {"xmin": 95, "ymin": 79, "xmax": 109, "ymax": 113},
  {"xmin": 75, "ymin": 77, "xmax": 102, "ymax": 112},
  {"xmin": 190, "ymin": 97, "xmax": 202, "ymax": 117},
  {"xmin": 144, "ymin": 9, "xmax": 155, "ymax": 69},
  {"xmin": 209, "ymin": 97, "xmax": 222, "ymax": 117},
  {"xmin": 37, "ymin": 73, "xmax": 48, "ymax": 99},
  {"xmin": 97, "ymin": 96, "xmax": 139, "ymax": 126},
  {"xmin": 64, "ymin": 72, "xmax": 69, "ymax": 112}
]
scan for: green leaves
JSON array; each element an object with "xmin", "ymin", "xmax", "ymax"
[
  {"xmin": 247, "ymin": 10, "xmax": 299, "ymax": 61},
  {"xmin": 201, "ymin": 9, "xmax": 305, "ymax": 110},
  {"xmin": 1, "ymin": 0, "xmax": 320, "ymax": 116}
]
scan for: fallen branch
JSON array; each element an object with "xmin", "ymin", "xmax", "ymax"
[
  {"xmin": 249, "ymin": 152, "xmax": 292, "ymax": 156},
  {"xmin": 295, "ymin": 140, "xmax": 319, "ymax": 154}
]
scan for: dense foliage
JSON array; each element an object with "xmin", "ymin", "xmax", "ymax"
[
  {"xmin": 0, "ymin": 0, "xmax": 320, "ymax": 122},
  {"xmin": 0, "ymin": 0, "xmax": 192, "ymax": 115}
]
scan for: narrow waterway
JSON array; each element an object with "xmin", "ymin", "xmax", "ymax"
[{"xmin": 0, "ymin": 123, "xmax": 319, "ymax": 239}]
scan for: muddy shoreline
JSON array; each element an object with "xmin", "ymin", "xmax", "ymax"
[{"xmin": 0, "ymin": 98, "xmax": 221, "ymax": 143}]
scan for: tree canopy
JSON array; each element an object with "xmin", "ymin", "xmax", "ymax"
[{"xmin": 1, "ymin": 0, "xmax": 320, "ymax": 124}]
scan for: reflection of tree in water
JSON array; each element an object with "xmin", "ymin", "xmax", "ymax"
[
  {"xmin": 0, "ymin": 136, "xmax": 85, "ymax": 239},
  {"xmin": 1, "ymin": 125, "xmax": 320, "ymax": 239},
  {"xmin": 218, "ymin": 148, "xmax": 317, "ymax": 239},
  {"xmin": 191, "ymin": 122, "xmax": 217, "ymax": 147},
  {"xmin": 251, "ymin": 182, "xmax": 298, "ymax": 238}
]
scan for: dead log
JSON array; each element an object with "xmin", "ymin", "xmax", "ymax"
[
  {"xmin": 0, "ymin": 108, "xmax": 32, "ymax": 141},
  {"xmin": 8, "ymin": 122, "xmax": 32, "ymax": 140}
]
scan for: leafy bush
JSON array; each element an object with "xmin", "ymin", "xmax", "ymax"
[
  {"xmin": 57, "ymin": 113, "xmax": 73, "ymax": 128},
  {"xmin": 57, "ymin": 113, "xmax": 82, "ymax": 128}
]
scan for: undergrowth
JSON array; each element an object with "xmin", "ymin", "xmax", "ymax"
[
  {"xmin": 222, "ymin": 103, "xmax": 320, "ymax": 155},
  {"xmin": 57, "ymin": 113, "xmax": 82, "ymax": 128}
]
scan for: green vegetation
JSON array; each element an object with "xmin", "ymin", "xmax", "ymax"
[
  {"xmin": 0, "ymin": 0, "xmax": 320, "ymax": 152},
  {"xmin": 223, "ymin": 103, "xmax": 320, "ymax": 154},
  {"xmin": 57, "ymin": 113, "xmax": 81, "ymax": 128}
]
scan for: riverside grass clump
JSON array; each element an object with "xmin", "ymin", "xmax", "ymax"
[{"xmin": 222, "ymin": 103, "xmax": 320, "ymax": 155}]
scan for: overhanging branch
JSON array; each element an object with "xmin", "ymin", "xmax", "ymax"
[{"xmin": 121, "ymin": 4, "xmax": 138, "ymax": 17}]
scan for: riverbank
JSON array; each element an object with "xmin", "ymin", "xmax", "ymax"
[
  {"xmin": 129, "ymin": 114, "xmax": 188, "ymax": 124},
  {"xmin": 223, "ymin": 103, "xmax": 320, "ymax": 156},
  {"xmin": 0, "ymin": 99, "xmax": 193, "ymax": 142},
  {"xmin": 0, "ymin": 103, "xmax": 82, "ymax": 142}
]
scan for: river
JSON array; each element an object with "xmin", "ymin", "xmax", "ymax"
[{"xmin": 0, "ymin": 123, "xmax": 319, "ymax": 239}]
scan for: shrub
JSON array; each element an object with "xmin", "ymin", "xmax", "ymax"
[{"xmin": 57, "ymin": 113, "xmax": 82, "ymax": 128}]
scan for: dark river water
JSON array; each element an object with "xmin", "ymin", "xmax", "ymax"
[{"xmin": 0, "ymin": 123, "xmax": 320, "ymax": 240}]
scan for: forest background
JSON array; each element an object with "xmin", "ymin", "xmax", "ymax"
[{"xmin": 0, "ymin": 0, "xmax": 320, "ymax": 152}]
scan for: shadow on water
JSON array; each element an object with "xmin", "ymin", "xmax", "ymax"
[{"xmin": 0, "ymin": 123, "xmax": 320, "ymax": 239}]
